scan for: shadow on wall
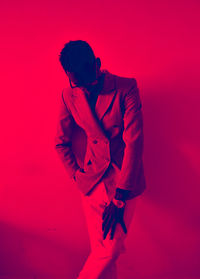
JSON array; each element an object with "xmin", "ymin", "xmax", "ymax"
[
  {"xmin": 140, "ymin": 85, "xmax": 200, "ymax": 277},
  {"xmin": 143, "ymin": 87, "xmax": 200, "ymax": 224}
]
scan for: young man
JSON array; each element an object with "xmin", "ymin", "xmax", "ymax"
[{"xmin": 55, "ymin": 40, "xmax": 146, "ymax": 279}]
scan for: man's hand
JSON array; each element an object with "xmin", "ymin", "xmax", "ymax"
[{"xmin": 102, "ymin": 200, "xmax": 127, "ymax": 240}]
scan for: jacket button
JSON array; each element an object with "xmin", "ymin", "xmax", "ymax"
[{"xmin": 93, "ymin": 140, "xmax": 98, "ymax": 144}]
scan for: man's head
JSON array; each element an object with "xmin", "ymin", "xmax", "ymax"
[{"xmin": 59, "ymin": 40, "xmax": 102, "ymax": 90}]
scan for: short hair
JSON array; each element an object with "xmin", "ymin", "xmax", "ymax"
[{"xmin": 59, "ymin": 40, "xmax": 96, "ymax": 73}]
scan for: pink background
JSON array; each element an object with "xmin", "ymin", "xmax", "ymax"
[{"xmin": 0, "ymin": 0, "xmax": 200, "ymax": 278}]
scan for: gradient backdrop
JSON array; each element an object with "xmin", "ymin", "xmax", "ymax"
[{"xmin": 0, "ymin": 0, "xmax": 200, "ymax": 278}]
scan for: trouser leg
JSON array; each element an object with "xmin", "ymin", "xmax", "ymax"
[{"xmin": 77, "ymin": 181, "xmax": 137, "ymax": 279}]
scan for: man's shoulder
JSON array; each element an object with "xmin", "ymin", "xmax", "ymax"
[{"xmin": 111, "ymin": 72, "xmax": 137, "ymax": 92}]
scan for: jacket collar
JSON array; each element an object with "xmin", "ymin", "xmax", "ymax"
[
  {"xmin": 98, "ymin": 69, "xmax": 116, "ymax": 94},
  {"xmin": 71, "ymin": 69, "xmax": 117, "ymax": 119}
]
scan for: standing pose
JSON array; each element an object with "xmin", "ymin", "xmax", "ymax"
[{"xmin": 55, "ymin": 40, "xmax": 146, "ymax": 279}]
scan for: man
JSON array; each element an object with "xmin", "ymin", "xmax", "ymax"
[{"xmin": 55, "ymin": 40, "xmax": 146, "ymax": 279}]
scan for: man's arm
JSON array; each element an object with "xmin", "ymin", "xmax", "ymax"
[
  {"xmin": 54, "ymin": 89, "xmax": 80, "ymax": 179},
  {"xmin": 115, "ymin": 78, "xmax": 144, "ymax": 196}
]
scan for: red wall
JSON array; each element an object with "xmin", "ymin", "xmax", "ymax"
[{"xmin": 0, "ymin": 0, "xmax": 200, "ymax": 278}]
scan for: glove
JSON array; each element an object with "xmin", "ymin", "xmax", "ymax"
[
  {"xmin": 114, "ymin": 187, "xmax": 132, "ymax": 200},
  {"xmin": 102, "ymin": 200, "xmax": 127, "ymax": 240}
]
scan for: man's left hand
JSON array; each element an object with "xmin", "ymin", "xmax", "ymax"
[{"xmin": 102, "ymin": 200, "xmax": 127, "ymax": 240}]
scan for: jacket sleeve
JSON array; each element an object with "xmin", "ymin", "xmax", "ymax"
[
  {"xmin": 117, "ymin": 78, "xmax": 144, "ymax": 191},
  {"xmin": 54, "ymin": 89, "xmax": 80, "ymax": 179}
]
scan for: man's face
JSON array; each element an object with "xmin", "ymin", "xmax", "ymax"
[{"xmin": 66, "ymin": 58, "xmax": 99, "ymax": 89}]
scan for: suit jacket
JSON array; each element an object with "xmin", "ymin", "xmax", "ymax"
[{"xmin": 54, "ymin": 69, "xmax": 146, "ymax": 200}]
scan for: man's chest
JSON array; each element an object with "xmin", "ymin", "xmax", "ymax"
[{"xmin": 65, "ymin": 88, "xmax": 124, "ymax": 139}]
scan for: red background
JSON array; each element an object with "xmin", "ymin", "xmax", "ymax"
[{"xmin": 0, "ymin": 0, "xmax": 200, "ymax": 278}]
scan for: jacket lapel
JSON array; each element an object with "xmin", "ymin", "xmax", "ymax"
[
  {"xmin": 69, "ymin": 69, "xmax": 117, "ymax": 139},
  {"xmin": 95, "ymin": 70, "xmax": 117, "ymax": 120}
]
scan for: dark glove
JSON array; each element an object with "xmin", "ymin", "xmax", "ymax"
[
  {"xmin": 114, "ymin": 187, "xmax": 132, "ymax": 200},
  {"xmin": 102, "ymin": 200, "xmax": 127, "ymax": 240}
]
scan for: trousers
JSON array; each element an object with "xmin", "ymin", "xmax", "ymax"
[{"xmin": 77, "ymin": 180, "xmax": 138, "ymax": 279}]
